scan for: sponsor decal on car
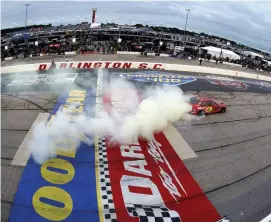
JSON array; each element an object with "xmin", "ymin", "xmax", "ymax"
[
  {"xmin": 205, "ymin": 106, "xmax": 213, "ymax": 112},
  {"xmin": 120, "ymin": 71, "xmax": 197, "ymax": 86}
]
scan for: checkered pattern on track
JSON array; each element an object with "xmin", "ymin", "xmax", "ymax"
[
  {"xmin": 96, "ymin": 70, "xmax": 117, "ymax": 222},
  {"xmin": 97, "ymin": 137, "xmax": 117, "ymax": 221},
  {"xmin": 126, "ymin": 203, "xmax": 181, "ymax": 222}
]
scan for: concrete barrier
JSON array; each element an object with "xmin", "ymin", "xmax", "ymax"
[
  {"xmin": 160, "ymin": 54, "xmax": 171, "ymax": 57},
  {"xmin": 117, "ymin": 51, "xmax": 140, "ymax": 55},
  {"xmin": 1, "ymin": 61, "xmax": 271, "ymax": 82},
  {"xmin": 5, "ymin": 57, "xmax": 13, "ymax": 61},
  {"xmin": 65, "ymin": 51, "xmax": 77, "ymax": 55},
  {"xmin": 117, "ymin": 51, "xmax": 170, "ymax": 57}
]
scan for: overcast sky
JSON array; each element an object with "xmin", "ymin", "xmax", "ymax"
[{"xmin": 1, "ymin": 1, "xmax": 271, "ymax": 52}]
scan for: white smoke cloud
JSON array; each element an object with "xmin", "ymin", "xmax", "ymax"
[{"xmin": 28, "ymin": 77, "xmax": 195, "ymax": 164}]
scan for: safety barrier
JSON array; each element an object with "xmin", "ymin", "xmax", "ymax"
[
  {"xmin": 117, "ymin": 51, "xmax": 170, "ymax": 57},
  {"xmin": 3, "ymin": 57, "xmax": 13, "ymax": 61},
  {"xmin": 64, "ymin": 51, "xmax": 77, "ymax": 55},
  {"xmin": 117, "ymin": 51, "xmax": 140, "ymax": 55}
]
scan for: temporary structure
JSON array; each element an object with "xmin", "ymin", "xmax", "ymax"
[
  {"xmin": 200, "ymin": 46, "xmax": 240, "ymax": 60},
  {"xmin": 243, "ymin": 50, "xmax": 264, "ymax": 59}
]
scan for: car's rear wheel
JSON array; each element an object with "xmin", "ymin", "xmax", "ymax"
[
  {"xmin": 220, "ymin": 107, "xmax": 226, "ymax": 113},
  {"xmin": 197, "ymin": 110, "xmax": 204, "ymax": 116}
]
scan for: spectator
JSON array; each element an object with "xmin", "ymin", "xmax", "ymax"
[{"xmin": 49, "ymin": 60, "xmax": 56, "ymax": 70}]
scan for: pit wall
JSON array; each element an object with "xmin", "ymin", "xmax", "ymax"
[{"xmin": 1, "ymin": 61, "xmax": 271, "ymax": 82}]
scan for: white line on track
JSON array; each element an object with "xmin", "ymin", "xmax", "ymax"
[
  {"xmin": 260, "ymin": 214, "xmax": 271, "ymax": 222},
  {"xmin": 11, "ymin": 113, "xmax": 50, "ymax": 166},
  {"xmin": 163, "ymin": 122, "xmax": 197, "ymax": 160}
]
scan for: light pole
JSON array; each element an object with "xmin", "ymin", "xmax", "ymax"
[
  {"xmin": 183, "ymin": 8, "xmax": 191, "ymax": 47},
  {"xmin": 77, "ymin": 16, "xmax": 80, "ymax": 24},
  {"xmin": 60, "ymin": 17, "xmax": 63, "ymax": 26},
  {"xmin": 220, "ymin": 44, "xmax": 223, "ymax": 60},
  {"xmin": 35, "ymin": 40, "xmax": 38, "ymax": 54},
  {"xmin": 158, "ymin": 24, "xmax": 163, "ymax": 54},
  {"xmin": 158, "ymin": 40, "xmax": 163, "ymax": 55},
  {"xmin": 44, "ymin": 18, "xmax": 46, "ymax": 26},
  {"xmin": 117, "ymin": 37, "xmax": 122, "ymax": 51},
  {"xmin": 24, "ymin": 4, "xmax": 30, "ymax": 43}
]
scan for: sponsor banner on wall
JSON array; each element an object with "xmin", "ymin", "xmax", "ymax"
[
  {"xmin": 120, "ymin": 71, "xmax": 197, "ymax": 86},
  {"xmin": 8, "ymin": 73, "xmax": 78, "ymax": 86},
  {"xmin": 38, "ymin": 62, "xmax": 164, "ymax": 71}
]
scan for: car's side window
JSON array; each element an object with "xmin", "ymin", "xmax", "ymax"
[
  {"xmin": 200, "ymin": 102, "xmax": 208, "ymax": 106},
  {"xmin": 190, "ymin": 97, "xmax": 200, "ymax": 104},
  {"xmin": 207, "ymin": 101, "xmax": 214, "ymax": 106}
]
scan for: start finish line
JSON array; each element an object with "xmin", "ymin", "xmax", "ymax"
[{"xmin": 9, "ymin": 88, "xmax": 222, "ymax": 222}]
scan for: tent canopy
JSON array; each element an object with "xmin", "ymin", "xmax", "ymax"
[
  {"xmin": 243, "ymin": 50, "xmax": 264, "ymax": 59},
  {"xmin": 201, "ymin": 46, "xmax": 240, "ymax": 60}
]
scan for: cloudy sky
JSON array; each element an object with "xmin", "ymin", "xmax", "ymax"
[{"xmin": 1, "ymin": 1, "xmax": 271, "ymax": 52}]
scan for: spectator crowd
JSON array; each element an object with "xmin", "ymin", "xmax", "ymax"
[{"xmin": 2, "ymin": 33, "xmax": 271, "ymax": 73}]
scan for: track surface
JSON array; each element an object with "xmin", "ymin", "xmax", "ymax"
[{"xmin": 1, "ymin": 63, "xmax": 271, "ymax": 222}]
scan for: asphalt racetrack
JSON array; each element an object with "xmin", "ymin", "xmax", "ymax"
[{"xmin": 1, "ymin": 67, "xmax": 271, "ymax": 222}]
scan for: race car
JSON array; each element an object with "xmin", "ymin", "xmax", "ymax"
[{"xmin": 189, "ymin": 96, "xmax": 227, "ymax": 115}]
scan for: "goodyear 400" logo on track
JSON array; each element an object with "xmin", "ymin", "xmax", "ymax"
[{"xmin": 120, "ymin": 71, "xmax": 197, "ymax": 86}]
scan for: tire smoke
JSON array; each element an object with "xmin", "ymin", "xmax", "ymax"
[{"xmin": 29, "ymin": 77, "xmax": 194, "ymax": 164}]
